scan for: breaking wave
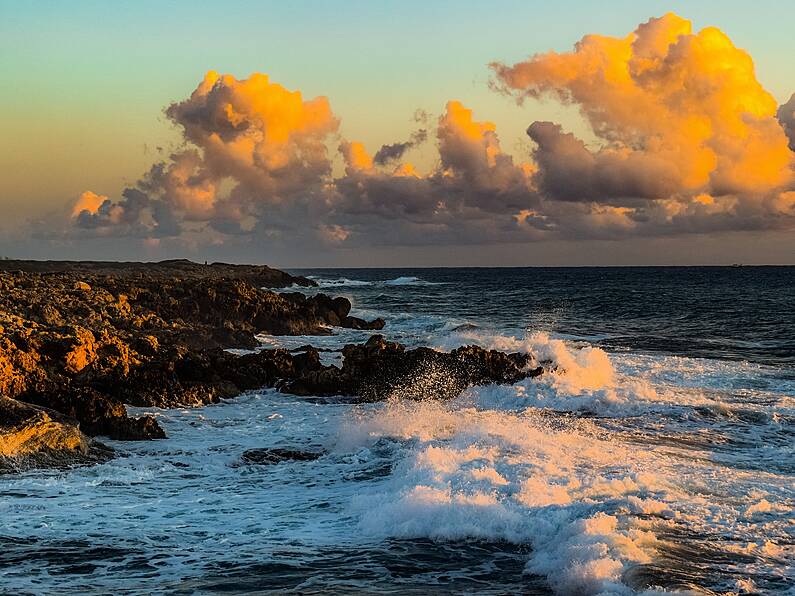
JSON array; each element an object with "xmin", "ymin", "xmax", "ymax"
[
  {"xmin": 306, "ymin": 276, "xmax": 374, "ymax": 287},
  {"xmin": 307, "ymin": 274, "xmax": 444, "ymax": 288}
]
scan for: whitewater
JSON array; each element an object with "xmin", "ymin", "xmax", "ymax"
[{"xmin": 1, "ymin": 267, "xmax": 793, "ymax": 595}]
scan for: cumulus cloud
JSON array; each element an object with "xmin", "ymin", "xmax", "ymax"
[
  {"xmin": 73, "ymin": 71, "xmax": 339, "ymax": 239},
  {"xmin": 526, "ymin": 121, "xmax": 680, "ymax": 202},
  {"xmin": 67, "ymin": 14, "xmax": 795, "ymax": 254},
  {"xmin": 778, "ymin": 93, "xmax": 795, "ymax": 151},
  {"xmin": 335, "ymin": 100, "xmax": 536, "ymax": 228},
  {"xmin": 71, "ymin": 191, "xmax": 108, "ymax": 218},
  {"xmin": 165, "ymin": 71, "xmax": 338, "ymax": 202},
  {"xmin": 492, "ymin": 13, "xmax": 793, "ymax": 196},
  {"xmin": 490, "ymin": 12, "xmax": 795, "ymax": 236},
  {"xmin": 72, "ymin": 187, "xmax": 179, "ymax": 238}
]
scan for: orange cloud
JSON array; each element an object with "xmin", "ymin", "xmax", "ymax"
[
  {"xmin": 67, "ymin": 34, "xmax": 795, "ymax": 252},
  {"xmin": 71, "ymin": 191, "xmax": 107, "ymax": 218},
  {"xmin": 493, "ymin": 12, "xmax": 794, "ymax": 196},
  {"xmin": 167, "ymin": 71, "xmax": 339, "ymax": 202},
  {"xmin": 437, "ymin": 100, "xmax": 535, "ymax": 194},
  {"xmin": 74, "ymin": 72, "xmax": 342, "ymax": 238},
  {"xmin": 339, "ymin": 141, "xmax": 374, "ymax": 173}
]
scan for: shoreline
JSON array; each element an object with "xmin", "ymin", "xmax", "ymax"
[{"xmin": 0, "ymin": 260, "xmax": 537, "ymax": 471}]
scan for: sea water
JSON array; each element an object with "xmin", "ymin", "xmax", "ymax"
[{"xmin": 1, "ymin": 267, "xmax": 793, "ymax": 594}]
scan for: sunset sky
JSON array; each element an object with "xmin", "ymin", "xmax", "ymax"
[{"xmin": 2, "ymin": 0, "xmax": 794, "ymax": 266}]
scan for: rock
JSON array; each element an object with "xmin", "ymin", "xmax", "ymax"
[
  {"xmin": 0, "ymin": 259, "xmax": 316, "ymax": 289},
  {"xmin": 0, "ymin": 264, "xmax": 379, "ymax": 446},
  {"xmin": 21, "ymin": 386, "xmax": 165, "ymax": 441},
  {"xmin": 277, "ymin": 294, "xmax": 383, "ymax": 331},
  {"xmin": 109, "ymin": 346, "xmax": 324, "ymax": 409},
  {"xmin": 111, "ymin": 334, "xmax": 542, "ymax": 407},
  {"xmin": 342, "ymin": 316, "xmax": 386, "ymax": 330},
  {"xmin": 0, "ymin": 396, "xmax": 88, "ymax": 456},
  {"xmin": 282, "ymin": 335, "xmax": 541, "ymax": 402},
  {"xmin": 0, "ymin": 395, "xmax": 111, "ymax": 471},
  {"xmin": 240, "ymin": 447, "xmax": 323, "ymax": 465},
  {"xmin": 62, "ymin": 326, "xmax": 97, "ymax": 373},
  {"xmin": 0, "ymin": 261, "xmax": 539, "ymax": 467}
]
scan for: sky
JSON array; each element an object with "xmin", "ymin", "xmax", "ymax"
[{"xmin": 1, "ymin": 0, "xmax": 794, "ymax": 266}]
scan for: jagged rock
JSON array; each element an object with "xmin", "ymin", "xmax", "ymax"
[
  {"xmin": 0, "ymin": 395, "xmax": 111, "ymax": 472},
  {"xmin": 92, "ymin": 334, "xmax": 540, "ymax": 410},
  {"xmin": 0, "ymin": 396, "xmax": 88, "ymax": 456},
  {"xmin": 283, "ymin": 335, "xmax": 541, "ymax": 401},
  {"xmin": 0, "ymin": 264, "xmax": 381, "ymax": 442},
  {"xmin": 342, "ymin": 316, "xmax": 386, "ymax": 330},
  {"xmin": 21, "ymin": 386, "xmax": 164, "ymax": 441},
  {"xmin": 240, "ymin": 448, "xmax": 323, "ymax": 465},
  {"xmin": 0, "ymin": 260, "xmax": 538, "ymax": 469}
]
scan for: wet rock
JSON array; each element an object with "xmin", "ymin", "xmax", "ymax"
[
  {"xmin": 0, "ymin": 263, "xmax": 380, "ymax": 445},
  {"xmin": 240, "ymin": 447, "xmax": 323, "ymax": 465},
  {"xmin": 0, "ymin": 260, "xmax": 535, "ymax": 463},
  {"xmin": 0, "ymin": 396, "xmax": 88, "ymax": 456},
  {"xmin": 342, "ymin": 316, "xmax": 386, "ymax": 330},
  {"xmin": 21, "ymin": 386, "xmax": 164, "ymax": 441},
  {"xmin": 0, "ymin": 395, "xmax": 111, "ymax": 471},
  {"xmin": 282, "ymin": 335, "xmax": 539, "ymax": 402}
]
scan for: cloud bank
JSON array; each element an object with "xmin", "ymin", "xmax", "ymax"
[{"xmin": 67, "ymin": 13, "xmax": 795, "ymax": 256}]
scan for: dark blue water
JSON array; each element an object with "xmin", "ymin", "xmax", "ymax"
[{"xmin": 293, "ymin": 266, "xmax": 795, "ymax": 365}]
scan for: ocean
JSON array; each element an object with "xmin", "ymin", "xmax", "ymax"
[{"xmin": 1, "ymin": 267, "xmax": 793, "ymax": 594}]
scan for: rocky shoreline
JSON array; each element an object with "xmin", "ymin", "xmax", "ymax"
[{"xmin": 0, "ymin": 260, "xmax": 541, "ymax": 472}]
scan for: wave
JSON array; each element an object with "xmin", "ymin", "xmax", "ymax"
[
  {"xmin": 4, "ymin": 332, "xmax": 789, "ymax": 594},
  {"xmin": 383, "ymin": 276, "xmax": 443, "ymax": 286},
  {"xmin": 334, "ymin": 334, "xmax": 793, "ymax": 594},
  {"xmin": 338, "ymin": 399, "xmax": 666, "ymax": 594},
  {"xmin": 306, "ymin": 275, "xmax": 444, "ymax": 288},
  {"xmin": 307, "ymin": 276, "xmax": 374, "ymax": 287}
]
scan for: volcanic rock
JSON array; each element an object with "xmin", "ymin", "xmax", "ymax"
[
  {"xmin": 0, "ymin": 395, "xmax": 111, "ymax": 472},
  {"xmin": 240, "ymin": 448, "xmax": 323, "ymax": 465},
  {"xmin": 282, "ymin": 335, "xmax": 542, "ymax": 401}
]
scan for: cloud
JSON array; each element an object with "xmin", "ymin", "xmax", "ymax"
[
  {"xmin": 778, "ymin": 93, "xmax": 795, "ymax": 151},
  {"xmin": 335, "ymin": 100, "xmax": 537, "ymax": 227},
  {"xmin": 71, "ymin": 191, "xmax": 107, "ymax": 218},
  {"xmin": 492, "ymin": 13, "xmax": 793, "ymax": 197},
  {"xmin": 526, "ymin": 121, "xmax": 680, "ymax": 202},
  {"xmin": 165, "ymin": 71, "xmax": 338, "ymax": 202},
  {"xmin": 72, "ymin": 187, "xmax": 179, "ymax": 238},
  {"xmin": 339, "ymin": 141, "xmax": 373, "ymax": 173},
  {"xmin": 373, "ymin": 129, "xmax": 427, "ymax": 165},
  {"xmin": 72, "ymin": 71, "xmax": 339, "ymax": 239},
  {"xmin": 65, "ymin": 14, "xmax": 795, "ymax": 256}
]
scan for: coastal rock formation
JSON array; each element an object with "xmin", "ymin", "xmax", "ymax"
[
  {"xmin": 0, "ymin": 260, "xmax": 384, "ymax": 442},
  {"xmin": 240, "ymin": 448, "xmax": 323, "ymax": 465},
  {"xmin": 0, "ymin": 260, "xmax": 540, "ymax": 475},
  {"xmin": 0, "ymin": 259, "xmax": 316, "ymax": 289},
  {"xmin": 0, "ymin": 396, "xmax": 110, "ymax": 472},
  {"xmin": 283, "ymin": 335, "xmax": 541, "ymax": 400},
  {"xmin": 101, "ymin": 335, "xmax": 540, "ymax": 408}
]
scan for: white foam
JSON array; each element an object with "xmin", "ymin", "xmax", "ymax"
[
  {"xmin": 383, "ymin": 276, "xmax": 443, "ymax": 286},
  {"xmin": 309, "ymin": 276, "xmax": 374, "ymax": 287},
  {"xmin": 339, "ymin": 399, "xmax": 671, "ymax": 595}
]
